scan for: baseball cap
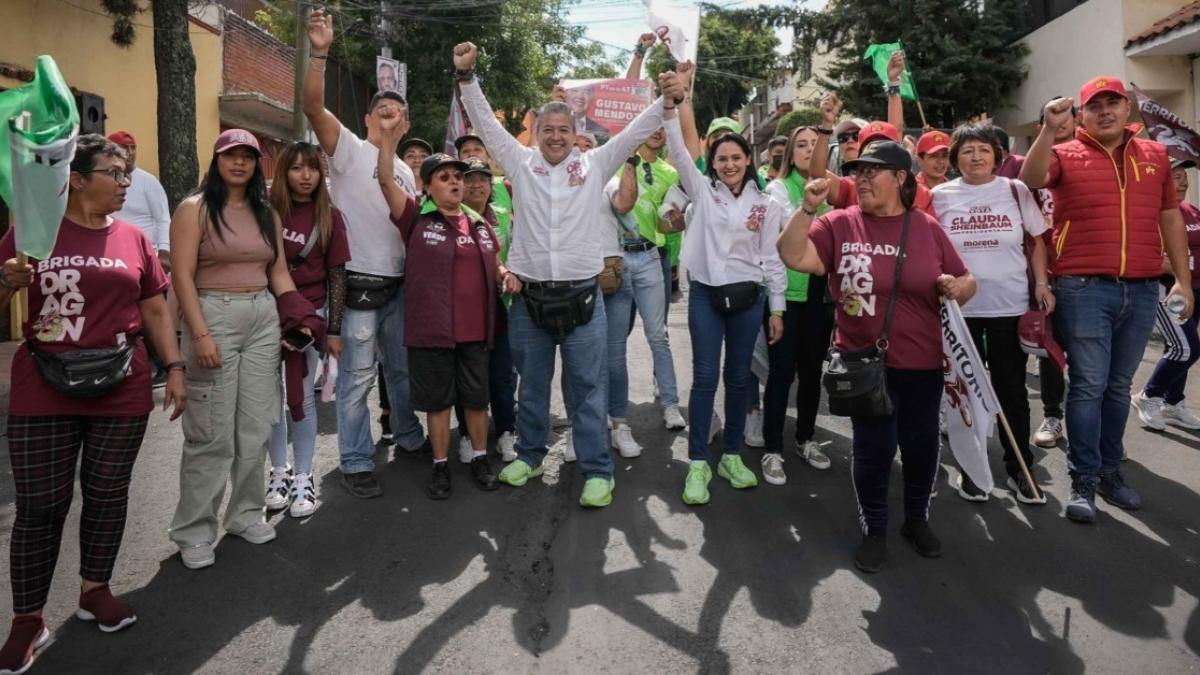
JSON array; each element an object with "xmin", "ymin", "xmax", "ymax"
[
  {"xmin": 706, "ymin": 117, "xmax": 742, "ymax": 137},
  {"xmin": 841, "ymin": 140, "xmax": 911, "ymax": 173},
  {"xmin": 419, "ymin": 153, "xmax": 469, "ymax": 184},
  {"xmin": 858, "ymin": 121, "xmax": 901, "ymax": 147},
  {"xmin": 399, "ymin": 138, "xmax": 434, "ymax": 157},
  {"xmin": 767, "ymin": 135, "xmax": 788, "ymax": 149},
  {"xmin": 834, "ymin": 117, "xmax": 868, "ymax": 138},
  {"xmin": 916, "ymin": 130, "xmax": 950, "ymax": 156},
  {"xmin": 213, "ymin": 128, "xmax": 261, "ymax": 156},
  {"xmin": 108, "ymin": 131, "xmax": 136, "ymax": 147},
  {"xmin": 1079, "ymin": 76, "xmax": 1129, "ymax": 107},
  {"xmin": 1172, "ymin": 158, "xmax": 1197, "ymax": 170},
  {"xmin": 463, "ymin": 157, "xmax": 493, "ymax": 177},
  {"xmin": 1019, "ymin": 309, "xmax": 1066, "ymax": 371},
  {"xmin": 453, "ymin": 134, "xmax": 485, "ymax": 154}
]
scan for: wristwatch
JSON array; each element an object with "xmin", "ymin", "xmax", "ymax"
[
  {"xmin": 626, "ymin": 156, "xmax": 640, "ymax": 167},
  {"xmin": 454, "ymin": 68, "xmax": 475, "ymax": 83},
  {"xmin": 165, "ymin": 361, "xmax": 186, "ymax": 372}
]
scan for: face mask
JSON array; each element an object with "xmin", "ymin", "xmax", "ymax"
[{"xmin": 770, "ymin": 155, "xmax": 784, "ymax": 170}]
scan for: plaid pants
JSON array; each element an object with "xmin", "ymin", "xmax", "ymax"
[{"xmin": 6, "ymin": 415, "xmax": 148, "ymax": 614}]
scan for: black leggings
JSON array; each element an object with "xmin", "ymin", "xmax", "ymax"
[
  {"xmin": 851, "ymin": 368, "xmax": 942, "ymax": 537},
  {"xmin": 762, "ymin": 299, "xmax": 834, "ymax": 451}
]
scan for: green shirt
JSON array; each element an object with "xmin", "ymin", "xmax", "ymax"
[
  {"xmin": 770, "ymin": 171, "xmax": 829, "ymax": 303},
  {"xmin": 617, "ymin": 156, "xmax": 679, "ymax": 246}
]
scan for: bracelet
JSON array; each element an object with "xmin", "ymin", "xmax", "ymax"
[
  {"xmin": 886, "ymin": 84, "xmax": 900, "ymax": 96},
  {"xmin": 635, "ymin": 44, "xmax": 648, "ymax": 56},
  {"xmin": 1035, "ymin": 282, "xmax": 1050, "ymax": 288},
  {"xmin": 816, "ymin": 127, "xmax": 833, "ymax": 135},
  {"xmin": 165, "ymin": 361, "xmax": 186, "ymax": 372},
  {"xmin": 311, "ymin": 54, "xmax": 328, "ymax": 60},
  {"xmin": 454, "ymin": 68, "xmax": 475, "ymax": 83},
  {"xmin": 770, "ymin": 311, "xmax": 784, "ymax": 318},
  {"xmin": 887, "ymin": 79, "xmax": 901, "ymax": 88},
  {"xmin": 191, "ymin": 331, "xmax": 211, "ymax": 342}
]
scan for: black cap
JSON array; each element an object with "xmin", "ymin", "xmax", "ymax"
[
  {"xmin": 768, "ymin": 135, "xmax": 788, "ymax": 149},
  {"xmin": 453, "ymin": 134, "xmax": 485, "ymax": 154},
  {"xmin": 1172, "ymin": 158, "xmax": 1196, "ymax": 170},
  {"xmin": 462, "ymin": 157, "xmax": 493, "ymax": 177},
  {"xmin": 399, "ymin": 138, "xmax": 434, "ymax": 157},
  {"xmin": 420, "ymin": 153, "xmax": 469, "ymax": 184},
  {"xmin": 841, "ymin": 140, "xmax": 912, "ymax": 173}
]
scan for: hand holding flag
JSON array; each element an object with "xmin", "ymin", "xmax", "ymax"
[
  {"xmin": 864, "ymin": 41, "xmax": 919, "ymax": 102},
  {"xmin": 644, "ymin": 0, "xmax": 700, "ymax": 64}
]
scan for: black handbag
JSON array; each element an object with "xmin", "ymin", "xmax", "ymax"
[
  {"xmin": 707, "ymin": 280, "xmax": 761, "ymax": 314},
  {"xmin": 27, "ymin": 339, "xmax": 137, "ymax": 399},
  {"xmin": 523, "ymin": 281, "xmax": 598, "ymax": 339},
  {"xmin": 345, "ymin": 272, "xmax": 399, "ymax": 310},
  {"xmin": 822, "ymin": 211, "xmax": 911, "ymax": 418}
]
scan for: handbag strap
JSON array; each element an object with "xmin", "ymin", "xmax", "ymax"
[
  {"xmin": 877, "ymin": 210, "xmax": 912, "ymax": 350},
  {"xmin": 290, "ymin": 228, "xmax": 320, "ymax": 269}
]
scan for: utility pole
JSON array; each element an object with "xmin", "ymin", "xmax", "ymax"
[
  {"xmin": 292, "ymin": 0, "xmax": 310, "ymax": 140},
  {"xmin": 379, "ymin": 0, "xmax": 392, "ymax": 59}
]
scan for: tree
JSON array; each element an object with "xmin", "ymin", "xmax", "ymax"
[
  {"xmin": 774, "ymin": 0, "xmax": 1029, "ymax": 129},
  {"xmin": 645, "ymin": 5, "xmax": 781, "ymax": 135},
  {"xmin": 776, "ymin": 106, "xmax": 822, "ymax": 138}
]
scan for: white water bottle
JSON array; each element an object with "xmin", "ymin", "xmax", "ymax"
[{"xmin": 1166, "ymin": 294, "xmax": 1188, "ymax": 324}]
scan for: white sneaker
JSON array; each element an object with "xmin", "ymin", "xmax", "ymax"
[
  {"xmin": 1033, "ymin": 417, "xmax": 1063, "ymax": 448},
  {"xmin": 497, "ymin": 431, "xmax": 518, "ymax": 462},
  {"xmin": 265, "ymin": 465, "xmax": 292, "ymax": 511},
  {"xmin": 1131, "ymin": 391, "xmax": 1167, "ymax": 431},
  {"xmin": 744, "ymin": 409, "xmax": 765, "ymax": 447},
  {"xmin": 663, "ymin": 405, "xmax": 687, "ymax": 430},
  {"xmin": 1163, "ymin": 402, "xmax": 1200, "ymax": 429},
  {"xmin": 939, "ymin": 407, "xmax": 948, "ymax": 436},
  {"xmin": 761, "ymin": 453, "xmax": 786, "ymax": 485},
  {"xmin": 228, "ymin": 521, "xmax": 276, "ymax": 545},
  {"xmin": 563, "ymin": 433, "xmax": 576, "ymax": 463},
  {"xmin": 709, "ymin": 411, "xmax": 722, "ymax": 444},
  {"xmin": 179, "ymin": 542, "xmax": 215, "ymax": 570},
  {"xmin": 610, "ymin": 422, "xmax": 643, "ymax": 458},
  {"xmin": 457, "ymin": 436, "xmax": 475, "ymax": 464},
  {"xmin": 796, "ymin": 440, "xmax": 831, "ymax": 470},
  {"xmin": 289, "ymin": 472, "xmax": 317, "ymax": 518}
]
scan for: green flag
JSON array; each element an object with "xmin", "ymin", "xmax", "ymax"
[
  {"xmin": 0, "ymin": 55, "xmax": 79, "ymax": 259},
  {"xmin": 864, "ymin": 41, "xmax": 919, "ymax": 102}
]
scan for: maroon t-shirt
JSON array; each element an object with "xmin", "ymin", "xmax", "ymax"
[
  {"xmin": 282, "ymin": 203, "xmax": 352, "ymax": 308},
  {"xmin": 1183, "ymin": 200, "xmax": 1200, "ymax": 280},
  {"xmin": 449, "ymin": 214, "xmax": 488, "ymax": 343},
  {"xmin": 1, "ymin": 218, "xmax": 170, "ymax": 416},
  {"xmin": 810, "ymin": 207, "xmax": 968, "ymax": 370}
]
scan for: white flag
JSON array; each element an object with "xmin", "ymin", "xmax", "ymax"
[
  {"xmin": 644, "ymin": 0, "xmax": 700, "ymax": 63},
  {"xmin": 940, "ymin": 299, "xmax": 1000, "ymax": 492}
]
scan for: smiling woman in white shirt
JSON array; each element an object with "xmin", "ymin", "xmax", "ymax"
[{"xmin": 659, "ymin": 70, "xmax": 788, "ymax": 507}]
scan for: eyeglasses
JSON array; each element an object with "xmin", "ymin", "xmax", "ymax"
[
  {"xmin": 79, "ymin": 168, "xmax": 132, "ymax": 185},
  {"xmin": 642, "ymin": 160, "xmax": 654, "ymax": 186},
  {"xmin": 850, "ymin": 165, "xmax": 896, "ymax": 181},
  {"xmin": 836, "ymin": 133, "xmax": 856, "ymax": 144}
]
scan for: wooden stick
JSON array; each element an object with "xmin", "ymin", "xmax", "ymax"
[
  {"xmin": 915, "ymin": 99, "xmax": 929, "ymax": 130},
  {"xmin": 995, "ymin": 405, "xmax": 1043, "ymax": 501}
]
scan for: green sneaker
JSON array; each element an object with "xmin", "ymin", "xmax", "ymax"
[
  {"xmin": 682, "ymin": 460, "xmax": 712, "ymax": 505},
  {"xmin": 579, "ymin": 476, "xmax": 615, "ymax": 507},
  {"xmin": 498, "ymin": 459, "xmax": 544, "ymax": 487},
  {"xmin": 717, "ymin": 454, "xmax": 758, "ymax": 489}
]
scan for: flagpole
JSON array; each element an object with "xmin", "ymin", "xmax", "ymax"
[
  {"xmin": 994, "ymin": 405, "xmax": 1044, "ymax": 501},
  {"xmin": 12, "ymin": 113, "xmax": 29, "ymax": 337}
]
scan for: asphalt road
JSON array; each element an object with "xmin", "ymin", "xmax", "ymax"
[{"xmin": 1, "ymin": 293, "xmax": 1199, "ymax": 674}]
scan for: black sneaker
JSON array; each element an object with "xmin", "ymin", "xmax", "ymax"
[
  {"xmin": 340, "ymin": 471, "xmax": 383, "ymax": 499},
  {"xmin": 1006, "ymin": 474, "xmax": 1047, "ymax": 505},
  {"xmin": 900, "ymin": 520, "xmax": 942, "ymax": 558},
  {"xmin": 427, "ymin": 462, "xmax": 452, "ymax": 500},
  {"xmin": 955, "ymin": 473, "xmax": 989, "ymax": 502},
  {"xmin": 854, "ymin": 534, "xmax": 887, "ymax": 573},
  {"xmin": 470, "ymin": 456, "xmax": 499, "ymax": 491},
  {"xmin": 379, "ymin": 414, "xmax": 393, "ymax": 443}
]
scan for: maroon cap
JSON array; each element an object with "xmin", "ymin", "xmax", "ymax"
[
  {"xmin": 858, "ymin": 121, "xmax": 900, "ymax": 147},
  {"xmin": 214, "ymin": 128, "xmax": 262, "ymax": 156},
  {"xmin": 1079, "ymin": 76, "xmax": 1128, "ymax": 107},
  {"xmin": 916, "ymin": 130, "xmax": 950, "ymax": 156},
  {"xmin": 108, "ymin": 131, "xmax": 136, "ymax": 147},
  {"xmin": 1019, "ymin": 309, "xmax": 1066, "ymax": 371}
]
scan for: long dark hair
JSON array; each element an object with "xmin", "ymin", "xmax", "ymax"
[
  {"xmin": 705, "ymin": 132, "xmax": 757, "ymax": 194},
  {"xmin": 270, "ymin": 142, "xmax": 333, "ymax": 250},
  {"xmin": 197, "ymin": 149, "xmax": 277, "ymax": 259}
]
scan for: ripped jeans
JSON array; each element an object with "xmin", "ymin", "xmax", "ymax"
[{"xmin": 335, "ymin": 286, "xmax": 424, "ymax": 473}]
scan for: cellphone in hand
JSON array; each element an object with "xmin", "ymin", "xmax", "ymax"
[{"xmin": 283, "ymin": 328, "xmax": 315, "ymax": 352}]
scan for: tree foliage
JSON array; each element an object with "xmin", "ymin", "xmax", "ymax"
[
  {"xmin": 776, "ymin": 106, "xmax": 822, "ymax": 138},
  {"xmin": 645, "ymin": 4, "xmax": 781, "ymax": 134},
  {"xmin": 99, "ymin": 0, "xmax": 140, "ymax": 47},
  {"xmin": 765, "ymin": 0, "xmax": 1029, "ymax": 129}
]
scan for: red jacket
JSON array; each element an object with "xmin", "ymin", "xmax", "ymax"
[{"xmin": 1047, "ymin": 125, "xmax": 1176, "ymax": 278}]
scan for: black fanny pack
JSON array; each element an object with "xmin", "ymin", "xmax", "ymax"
[
  {"xmin": 28, "ymin": 339, "xmax": 137, "ymax": 398},
  {"xmin": 345, "ymin": 273, "xmax": 400, "ymax": 310},
  {"xmin": 523, "ymin": 281, "xmax": 598, "ymax": 339},
  {"xmin": 707, "ymin": 281, "xmax": 761, "ymax": 314}
]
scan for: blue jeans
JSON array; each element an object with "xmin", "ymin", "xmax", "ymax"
[
  {"xmin": 606, "ymin": 249, "xmax": 680, "ymax": 418},
  {"xmin": 686, "ymin": 281, "xmax": 765, "ymax": 460},
  {"xmin": 510, "ymin": 292, "xmax": 613, "ymax": 479},
  {"xmin": 269, "ymin": 344, "xmax": 320, "ymax": 475},
  {"xmin": 335, "ymin": 287, "xmax": 425, "ymax": 473},
  {"xmin": 1053, "ymin": 276, "xmax": 1158, "ymax": 479}
]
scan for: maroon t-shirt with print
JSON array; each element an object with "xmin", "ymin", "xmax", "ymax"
[
  {"xmin": 809, "ymin": 207, "xmax": 968, "ymax": 370},
  {"xmin": 448, "ymin": 213, "xmax": 489, "ymax": 343},
  {"xmin": 1, "ymin": 218, "xmax": 170, "ymax": 416},
  {"xmin": 282, "ymin": 203, "xmax": 352, "ymax": 308}
]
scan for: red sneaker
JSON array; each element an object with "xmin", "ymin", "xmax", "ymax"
[
  {"xmin": 76, "ymin": 585, "xmax": 137, "ymax": 633},
  {"xmin": 0, "ymin": 616, "xmax": 49, "ymax": 675}
]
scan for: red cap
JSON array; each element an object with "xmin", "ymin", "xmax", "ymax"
[
  {"xmin": 1079, "ymin": 76, "xmax": 1128, "ymax": 107},
  {"xmin": 1019, "ymin": 309, "xmax": 1066, "ymax": 371},
  {"xmin": 858, "ymin": 121, "xmax": 900, "ymax": 147},
  {"xmin": 916, "ymin": 130, "xmax": 950, "ymax": 156},
  {"xmin": 213, "ymin": 128, "xmax": 262, "ymax": 156},
  {"xmin": 107, "ymin": 131, "xmax": 136, "ymax": 147}
]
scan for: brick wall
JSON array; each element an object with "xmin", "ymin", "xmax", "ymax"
[{"xmin": 222, "ymin": 11, "xmax": 294, "ymax": 105}]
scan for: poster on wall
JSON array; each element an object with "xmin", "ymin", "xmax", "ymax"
[{"xmin": 376, "ymin": 56, "xmax": 406, "ymax": 99}]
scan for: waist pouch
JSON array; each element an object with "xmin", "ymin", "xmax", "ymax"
[
  {"xmin": 28, "ymin": 339, "xmax": 137, "ymax": 398},
  {"xmin": 523, "ymin": 281, "xmax": 598, "ymax": 339},
  {"xmin": 707, "ymin": 281, "xmax": 761, "ymax": 314},
  {"xmin": 345, "ymin": 273, "xmax": 400, "ymax": 310},
  {"xmin": 822, "ymin": 346, "xmax": 893, "ymax": 418},
  {"xmin": 597, "ymin": 256, "xmax": 625, "ymax": 296}
]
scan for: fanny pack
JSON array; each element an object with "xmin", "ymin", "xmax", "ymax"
[
  {"xmin": 345, "ymin": 273, "xmax": 399, "ymax": 310},
  {"xmin": 707, "ymin": 281, "xmax": 761, "ymax": 314},
  {"xmin": 28, "ymin": 339, "xmax": 137, "ymax": 398},
  {"xmin": 822, "ymin": 211, "xmax": 911, "ymax": 418},
  {"xmin": 523, "ymin": 280, "xmax": 598, "ymax": 339},
  {"xmin": 597, "ymin": 256, "xmax": 625, "ymax": 296}
]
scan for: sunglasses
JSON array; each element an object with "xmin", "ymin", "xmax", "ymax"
[
  {"xmin": 850, "ymin": 165, "xmax": 896, "ymax": 180},
  {"xmin": 642, "ymin": 160, "xmax": 654, "ymax": 186},
  {"xmin": 837, "ymin": 133, "xmax": 856, "ymax": 144}
]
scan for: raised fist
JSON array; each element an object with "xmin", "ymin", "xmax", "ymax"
[
  {"xmin": 453, "ymin": 42, "xmax": 478, "ymax": 71},
  {"xmin": 308, "ymin": 9, "xmax": 333, "ymax": 53}
]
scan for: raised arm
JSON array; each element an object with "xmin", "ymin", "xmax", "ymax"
[
  {"xmin": 377, "ymin": 117, "xmax": 413, "ymax": 223},
  {"xmin": 676, "ymin": 62, "xmax": 702, "ymax": 162},
  {"xmin": 611, "ymin": 157, "xmax": 639, "ymax": 214},
  {"xmin": 303, "ymin": 9, "xmax": 342, "ymax": 156},
  {"xmin": 886, "ymin": 51, "xmax": 906, "ymax": 132},
  {"xmin": 626, "ymin": 33, "xmax": 655, "ymax": 80},
  {"xmin": 777, "ymin": 179, "xmax": 830, "ymax": 275},
  {"xmin": 1021, "ymin": 97, "xmax": 1074, "ymax": 189},
  {"xmin": 661, "ymin": 73, "xmax": 707, "ymax": 200},
  {"xmin": 810, "ymin": 93, "xmax": 845, "ymax": 205},
  {"xmin": 454, "ymin": 42, "xmax": 531, "ymax": 174}
]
